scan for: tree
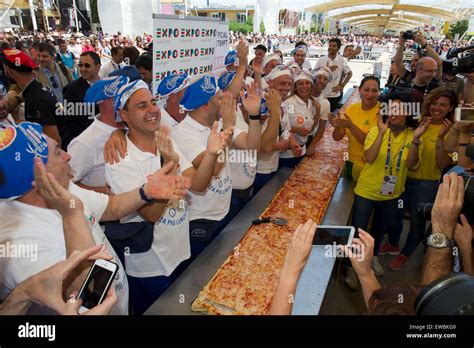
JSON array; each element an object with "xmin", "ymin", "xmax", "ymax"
[{"xmin": 448, "ymin": 20, "xmax": 468, "ymax": 40}]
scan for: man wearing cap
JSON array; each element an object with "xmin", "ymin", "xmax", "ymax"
[
  {"xmin": 0, "ymin": 122, "xmax": 190, "ymax": 315},
  {"xmin": 225, "ymin": 49, "xmax": 238, "ymax": 72},
  {"xmin": 157, "ymin": 73, "xmax": 189, "ymax": 128},
  {"xmin": 67, "ymin": 76, "xmax": 129, "ymax": 194},
  {"xmin": 307, "ymin": 67, "xmax": 332, "ymax": 155},
  {"xmin": 105, "ymin": 79, "xmax": 232, "ymax": 314},
  {"xmin": 314, "ymin": 38, "xmax": 352, "ymax": 112},
  {"xmin": 252, "ymin": 44, "xmax": 267, "ymax": 66},
  {"xmin": 254, "ymin": 65, "xmax": 300, "ymax": 193},
  {"xmin": 256, "ymin": 53, "xmax": 282, "ymax": 91},
  {"xmin": 60, "ymin": 51, "xmax": 102, "ymax": 150},
  {"xmin": 3, "ymin": 48, "xmax": 61, "ymax": 144},
  {"xmin": 173, "ymin": 75, "xmax": 262, "ymax": 258},
  {"xmin": 291, "ymin": 45, "xmax": 312, "ymax": 71}
]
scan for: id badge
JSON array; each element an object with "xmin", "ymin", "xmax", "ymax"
[{"xmin": 380, "ymin": 175, "xmax": 398, "ymax": 196}]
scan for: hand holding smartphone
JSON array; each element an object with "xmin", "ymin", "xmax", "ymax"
[{"xmin": 77, "ymin": 259, "xmax": 118, "ymax": 314}]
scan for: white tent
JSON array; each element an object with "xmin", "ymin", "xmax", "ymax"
[
  {"xmin": 253, "ymin": 0, "xmax": 281, "ymax": 34},
  {"xmin": 97, "ymin": 0, "xmax": 160, "ymax": 36}
]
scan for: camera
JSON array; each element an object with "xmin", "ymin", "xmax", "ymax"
[
  {"xmin": 402, "ymin": 31, "xmax": 414, "ymax": 40},
  {"xmin": 418, "ymin": 172, "xmax": 474, "ymax": 224},
  {"xmin": 442, "ymin": 45, "xmax": 474, "ymax": 75}
]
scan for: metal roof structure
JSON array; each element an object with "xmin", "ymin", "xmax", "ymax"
[{"xmin": 305, "ymin": 0, "xmax": 473, "ymax": 33}]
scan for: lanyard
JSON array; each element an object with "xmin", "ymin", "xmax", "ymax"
[{"xmin": 385, "ymin": 129, "xmax": 408, "ymax": 176}]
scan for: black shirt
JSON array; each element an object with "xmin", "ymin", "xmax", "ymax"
[
  {"xmin": 23, "ymin": 79, "xmax": 58, "ymax": 126},
  {"xmin": 59, "ymin": 77, "xmax": 98, "ymax": 150}
]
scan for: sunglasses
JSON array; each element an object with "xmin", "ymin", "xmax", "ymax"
[
  {"xmin": 78, "ymin": 63, "xmax": 94, "ymax": 68},
  {"xmin": 363, "ymin": 73, "xmax": 381, "ymax": 80}
]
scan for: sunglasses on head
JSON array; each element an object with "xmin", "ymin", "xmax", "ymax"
[
  {"xmin": 78, "ymin": 63, "xmax": 93, "ymax": 68},
  {"xmin": 363, "ymin": 73, "xmax": 381, "ymax": 80}
]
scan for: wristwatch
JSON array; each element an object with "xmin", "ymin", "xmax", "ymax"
[
  {"xmin": 249, "ymin": 113, "xmax": 261, "ymax": 121},
  {"xmin": 139, "ymin": 184, "xmax": 153, "ymax": 203},
  {"xmin": 427, "ymin": 233, "xmax": 454, "ymax": 249}
]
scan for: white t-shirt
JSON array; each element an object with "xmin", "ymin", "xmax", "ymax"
[
  {"xmin": 230, "ymin": 107, "xmax": 257, "ymax": 190},
  {"xmin": 257, "ymin": 103, "xmax": 291, "ymax": 174},
  {"xmin": 160, "ymin": 107, "xmax": 180, "ymax": 129},
  {"xmin": 0, "ymin": 115, "xmax": 15, "ymax": 127},
  {"xmin": 311, "ymin": 95, "xmax": 330, "ymax": 136},
  {"xmin": 282, "ymin": 95, "xmax": 316, "ymax": 158},
  {"xmin": 0, "ymin": 183, "xmax": 129, "ymax": 315},
  {"xmin": 68, "ymin": 44, "xmax": 82, "ymax": 59},
  {"xmin": 99, "ymin": 60, "xmax": 124, "ymax": 79},
  {"xmin": 105, "ymin": 134, "xmax": 192, "ymax": 278},
  {"xmin": 172, "ymin": 116, "xmax": 242, "ymax": 221},
  {"xmin": 314, "ymin": 55, "xmax": 351, "ymax": 98},
  {"xmin": 290, "ymin": 57, "xmax": 313, "ymax": 71},
  {"xmin": 68, "ymin": 118, "xmax": 118, "ymax": 187}
]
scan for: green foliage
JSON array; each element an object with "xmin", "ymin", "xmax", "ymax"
[{"xmin": 448, "ymin": 20, "xmax": 468, "ymax": 39}]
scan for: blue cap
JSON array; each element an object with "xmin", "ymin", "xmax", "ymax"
[
  {"xmin": 114, "ymin": 80, "xmax": 150, "ymax": 121},
  {"xmin": 109, "ymin": 66, "xmax": 142, "ymax": 82},
  {"xmin": 218, "ymin": 71, "xmax": 236, "ymax": 90},
  {"xmin": 0, "ymin": 122, "xmax": 49, "ymax": 200},
  {"xmin": 157, "ymin": 73, "xmax": 189, "ymax": 98},
  {"xmin": 179, "ymin": 75, "xmax": 217, "ymax": 111},
  {"xmin": 84, "ymin": 76, "xmax": 130, "ymax": 104},
  {"xmin": 225, "ymin": 50, "xmax": 237, "ymax": 66}
]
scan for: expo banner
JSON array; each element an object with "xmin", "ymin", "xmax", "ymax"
[{"xmin": 153, "ymin": 14, "xmax": 229, "ymax": 95}]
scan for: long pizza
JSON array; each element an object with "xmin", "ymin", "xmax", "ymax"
[{"xmin": 191, "ymin": 92, "xmax": 359, "ymax": 315}]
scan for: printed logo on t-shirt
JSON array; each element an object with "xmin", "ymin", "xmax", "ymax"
[
  {"xmin": 208, "ymin": 175, "xmax": 232, "ymax": 195},
  {"xmin": 243, "ymin": 163, "xmax": 257, "ymax": 178},
  {"xmin": 0, "ymin": 126, "xmax": 16, "ymax": 151},
  {"xmin": 88, "ymin": 213, "xmax": 96, "ymax": 226},
  {"xmin": 296, "ymin": 115, "xmax": 305, "ymax": 125},
  {"xmin": 159, "ymin": 200, "xmax": 189, "ymax": 227}
]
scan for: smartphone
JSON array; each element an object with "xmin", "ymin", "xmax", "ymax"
[
  {"xmin": 77, "ymin": 259, "xmax": 118, "ymax": 314},
  {"xmin": 313, "ymin": 225, "xmax": 355, "ymax": 246},
  {"xmin": 454, "ymin": 107, "xmax": 474, "ymax": 123}
]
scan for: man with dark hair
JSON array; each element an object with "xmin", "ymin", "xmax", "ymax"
[
  {"xmin": 100, "ymin": 46, "xmax": 124, "ymax": 79},
  {"xmin": 3, "ymin": 49, "xmax": 61, "ymax": 143},
  {"xmin": 60, "ymin": 51, "xmax": 101, "ymax": 150},
  {"xmin": 135, "ymin": 53, "xmax": 153, "ymax": 89},
  {"xmin": 314, "ymin": 37, "xmax": 352, "ymax": 112},
  {"xmin": 36, "ymin": 42, "xmax": 73, "ymax": 103},
  {"xmin": 123, "ymin": 46, "xmax": 140, "ymax": 66},
  {"xmin": 57, "ymin": 39, "xmax": 78, "ymax": 80}
]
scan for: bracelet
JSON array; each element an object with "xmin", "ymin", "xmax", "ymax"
[
  {"xmin": 436, "ymin": 141, "xmax": 444, "ymax": 149},
  {"xmin": 412, "ymin": 139, "xmax": 422, "ymax": 146},
  {"xmin": 139, "ymin": 184, "xmax": 153, "ymax": 203},
  {"xmin": 249, "ymin": 114, "xmax": 261, "ymax": 121},
  {"xmin": 459, "ymin": 143, "xmax": 470, "ymax": 147}
]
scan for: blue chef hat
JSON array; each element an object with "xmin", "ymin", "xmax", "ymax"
[
  {"xmin": 114, "ymin": 80, "xmax": 150, "ymax": 121},
  {"xmin": 0, "ymin": 122, "xmax": 49, "ymax": 200},
  {"xmin": 85, "ymin": 75, "xmax": 130, "ymax": 104},
  {"xmin": 225, "ymin": 50, "xmax": 237, "ymax": 66},
  {"xmin": 157, "ymin": 73, "xmax": 189, "ymax": 98},
  {"xmin": 217, "ymin": 71, "xmax": 236, "ymax": 90},
  {"xmin": 179, "ymin": 75, "xmax": 218, "ymax": 111}
]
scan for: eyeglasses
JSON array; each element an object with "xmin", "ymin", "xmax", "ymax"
[{"xmin": 78, "ymin": 63, "xmax": 93, "ymax": 68}]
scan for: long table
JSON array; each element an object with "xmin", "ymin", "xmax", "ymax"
[{"xmin": 145, "ymin": 170, "xmax": 354, "ymax": 315}]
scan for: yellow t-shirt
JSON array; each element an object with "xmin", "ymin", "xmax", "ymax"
[
  {"xmin": 344, "ymin": 102, "xmax": 379, "ymax": 180},
  {"xmin": 408, "ymin": 123, "xmax": 452, "ymax": 181},
  {"xmin": 355, "ymin": 126, "xmax": 422, "ymax": 201}
]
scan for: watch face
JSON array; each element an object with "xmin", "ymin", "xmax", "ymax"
[{"xmin": 431, "ymin": 234, "xmax": 447, "ymax": 247}]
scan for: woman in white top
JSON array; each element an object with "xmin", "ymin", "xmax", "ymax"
[{"xmin": 280, "ymin": 70, "xmax": 320, "ymax": 168}]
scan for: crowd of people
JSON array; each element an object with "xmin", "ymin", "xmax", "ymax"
[{"xmin": 0, "ymin": 26, "xmax": 473, "ymax": 316}]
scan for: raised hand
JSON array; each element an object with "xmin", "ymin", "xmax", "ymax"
[
  {"xmin": 207, "ymin": 121, "xmax": 233, "ymax": 155},
  {"xmin": 144, "ymin": 161, "xmax": 191, "ymax": 201},
  {"xmin": 252, "ymin": 60, "xmax": 263, "ymax": 75},
  {"xmin": 220, "ymin": 92, "xmax": 237, "ymax": 130},
  {"xmin": 438, "ymin": 119, "xmax": 453, "ymax": 140},
  {"xmin": 265, "ymin": 89, "xmax": 282, "ymax": 115},
  {"xmin": 236, "ymin": 38, "xmax": 249, "ymax": 67},
  {"xmin": 155, "ymin": 124, "xmax": 179, "ymax": 164},
  {"xmin": 413, "ymin": 117, "xmax": 431, "ymax": 140},
  {"xmin": 377, "ymin": 112, "xmax": 389, "ymax": 134},
  {"xmin": 240, "ymin": 82, "xmax": 262, "ymax": 116},
  {"xmin": 32, "ymin": 158, "xmax": 84, "ymax": 217}
]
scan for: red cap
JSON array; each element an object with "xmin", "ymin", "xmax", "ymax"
[{"xmin": 3, "ymin": 49, "xmax": 38, "ymax": 72}]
